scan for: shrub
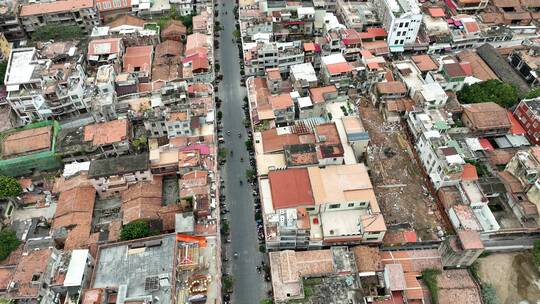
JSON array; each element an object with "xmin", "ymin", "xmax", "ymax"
[
  {"xmin": 421, "ymin": 268, "xmax": 441, "ymax": 304},
  {"xmin": 533, "ymin": 239, "xmax": 540, "ymax": 267},
  {"xmin": 32, "ymin": 24, "xmax": 83, "ymax": 41},
  {"xmin": 120, "ymin": 220, "xmax": 157, "ymax": 240},
  {"xmin": 0, "ymin": 229, "xmax": 20, "ymax": 261},
  {"xmin": 0, "ymin": 176, "xmax": 22, "ymax": 198}
]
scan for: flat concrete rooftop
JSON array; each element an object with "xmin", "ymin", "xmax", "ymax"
[{"xmin": 92, "ymin": 234, "xmax": 175, "ymax": 304}]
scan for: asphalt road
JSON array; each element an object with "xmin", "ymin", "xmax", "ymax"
[{"xmin": 216, "ymin": 1, "xmax": 267, "ymax": 303}]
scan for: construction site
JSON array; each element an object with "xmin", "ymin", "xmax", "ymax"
[{"xmin": 359, "ymin": 103, "xmax": 445, "ymax": 241}]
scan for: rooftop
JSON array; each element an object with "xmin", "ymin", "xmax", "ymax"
[
  {"xmin": 268, "ymin": 168, "xmax": 314, "ymax": 209},
  {"xmin": 269, "ymin": 93, "xmax": 294, "ymax": 110},
  {"xmin": 462, "ymin": 102, "xmax": 511, "ymax": 131},
  {"xmin": 8, "ymin": 248, "xmax": 55, "ymax": 299},
  {"xmin": 88, "ymin": 38, "xmax": 122, "ymax": 56},
  {"xmin": 53, "ymin": 186, "xmax": 96, "ymax": 250},
  {"xmin": 5, "ymin": 48, "xmax": 38, "ymax": 86},
  {"xmin": 376, "ymin": 81, "xmax": 408, "ymax": 94},
  {"xmin": 83, "ymin": 119, "xmax": 130, "ymax": 146},
  {"xmin": 20, "ymin": 0, "xmax": 93, "ymax": 17},
  {"xmin": 476, "ymin": 44, "xmax": 531, "ymax": 95},
  {"xmin": 92, "ymin": 235, "xmax": 175, "ymax": 304},
  {"xmin": 307, "ymin": 164, "xmax": 378, "ymax": 209},
  {"xmin": 88, "ymin": 153, "xmax": 149, "ymax": 178},
  {"xmin": 1, "ymin": 125, "xmax": 52, "ymax": 158},
  {"xmin": 123, "ymin": 45, "xmax": 153, "ymax": 74},
  {"xmin": 309, "ymin": 85, "xmax": 337, "ymax": 104},
  {"xmin": 290, "ymin": 63, "xmax": 317, "ymax": 83},
  {"xmin": 411, "ymin": 55, "xmax": 438, "ymax": 72}
]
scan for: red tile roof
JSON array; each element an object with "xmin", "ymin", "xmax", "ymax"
[
  {"xmin": 20, "ymin": 0, "xmax": 93, "ymax": 16},
  {"xmin": 428, "ymin": 7, "xmax": 446, "ymax": 17},
  {"xmin": 84, "ymin": 119, "xmax": 129, "ymax": 146},
  {"xmin": 457, "ymin": 229, "xmax": 484, "ymax": 249},
  {"xmin": 366, "ymin": 27, "xmax": 388, "ymax": 37},
  {"xmin": 309, "ymin": 85, "xmax": 337, "ymax": 104},
  {"xmin": 268, "ymin": 168, "xmax": 314, "ymax": 209},
  {"xmin": 269, "ymin": 93, "xmax": 294, "ymax": 110},
  {"xmin": 508, "ymin": 111, "xmax": 526, "ymax": 135},
  {"xmin": 88, "ymin": 38, "xmax": 122, "ymax": 56},
  {"xmin": 261, "ymin": 128, "xmax": 301, "ymax": 153},
  {"xmin": 123, "ymin": 45, "xmax": 153, "ymax": 74},
  {"xmin": 461, "ymin": 163, "xmax": 478, "ymax": 181},
  {"xmin": 326, "ymin": 62, "xmax": 353, "ymax": 74}
]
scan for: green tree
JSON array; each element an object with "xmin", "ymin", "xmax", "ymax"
[
  {"xmin": 457, "ymin": 80, "xmax": 519, "ymax": 108},
  {"xmin": 260, "ymin": 299, "xmax": 273, "ymax": 304},
  {"xmin": 222, "ymin": 275, "xmax": 234, "ymax": 292},
  {"xmin": 233, "ymin": 29, "xmax": 241, "ymax": 39},
  {"xmin": 481, "ymin": 283, "xmax": 498, "ymax": 304},
  {"xmin": 533, "ymin": 239, "xmax": 540, "ymax": 267},
  {"xmin": 421, "ymin": 268, "xmax": 441, "ymax": 304},
  {"xmin": 120, "ymin": 220, "xmax": 157, "ymax": 240},
  {"xmin": 525, "ymin": 87, "xmax": 540, "ymax": 99},
  {"xmin": 132, "ymin": 134, "xmax": 148, "ymax": 152},
  {"xmin": 32, "ymin": 24, "xmax": 83, "ymax": 41},
  {"xmin": 0, "ymin": 228, "xmax": 21, "ymax": 261},
  {"xmin": 245, "ymin": 169, "xmax": 256, "ymax": 181},
  {"xmin": 0, "ymin": 61, "xmax": 7, "ymax": 86},
  {"xmin": 0, "ymin": 175, "xmax": 22, "ymax": 198}
]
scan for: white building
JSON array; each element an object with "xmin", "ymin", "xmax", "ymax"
[
  {"xmin": 415, "ymin": 83, "xmax": 448, "ymax": 109},
  {"xmin": 170, "ymin": 0, "xmax": 194, "ymax": 16},
  {"xmin": 375, "ymin": 0, "xmax": 422, "ymax": 52},
  {"xmin": 4, "ymin": 48, "xmax": 51, "ymax": 123}
]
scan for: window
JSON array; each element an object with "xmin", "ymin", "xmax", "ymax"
[
  {"xmin": 399, "ymin": 22, "xmax": 404, "ymax": 28},
  {"xmin": 32, "ymin": 274, "xmax": 41, "ymax": 282},
  {"xmin": 306, "ymin": 207, "xmax": 315, "ymax": 211},
  {"xmin": 347, "ymin": 203, "xmax": 355, "ymax": 207},
  {"xmin": 329, "ymin": 204, "xmax": 340, "ymax": 209},
  {"xmin": 405, "ymin": 22, "xmax": 409, "ymax": 27}
]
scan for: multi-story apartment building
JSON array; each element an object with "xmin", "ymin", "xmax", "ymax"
[
  {"xmin": 271, "ymin": 6, "xmax": 315, "ymax": 42},
  {"xmin": 448, "ymin": 0, "xmax": 489, "ymax": 13},
  {"xmin": 269, "ymin": 93, "xmax": 296, "ymax": 126},
  {"xmin": 514, "ymin": 97, "xmax": 540, "ymax": 145},
  {"xmin": 320, "ymin": 54, "xmax": 354, "ymax": 92},
  {"xmin": 4, "ymin": 48, "xmax": 50, "ymax": 123},
  {"xmin": 439, "ymin": 230, "xmax": 485, "ymax": 267},
  {"xmin": 88, "ymin": 153, "xmax": 151, "ymax": 197},
  {"xmin": 243, "ymin": 40, "xmax": 304, "ymax": 76},
  {"xmin": 57, "ymin": 119, "xmax": 132, "ymax": 163},
  {"xmin": 166, "ymin": 110, "xmax": 192, "ymax": 138},
  {"xmin": 0, "ymin": 0, "xmax": 26, "ymax": 41},
  {"xmin": 407, "ymin": 110, "xmax": 464, "ymax": 190},
  {"xmin": 375, "ymin": 0, "xmax": 422, "ymax": 52},
  {"xmin": 508, "ymin": 47, "xmax": 540, "ymax": 87},
  {"xmin": 261, "ymin": 164, "xmax": 386, "ymax": 251},
  {"xmin": 4, "ymin": 46, "xmax": 91, "ymax": 123},
  {"xmin": 19, "ymin": 0, "xmax": 100, "ymax": 35},
  {"xmin": 170, "ymin": 0, "xmax": 194, "ymax": 16},
  {"xmin": 336, "ymin": 0, "xmax": 380, "ymax": 31}
]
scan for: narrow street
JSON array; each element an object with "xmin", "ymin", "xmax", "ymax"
[{"xmin": 216, "ymin": 1, "xmax": 267, "ymax": 303}]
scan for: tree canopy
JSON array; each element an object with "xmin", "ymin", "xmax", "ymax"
[
  {"xmin": 457, "ymin": 80, "xmax": 519, "ymax": 108},
  {"xmin": 120, "ymin": 220, "xmax": 158, "ymax": 240},
  {"xmin": 533, "ymin": 239, "xmax": 540, "ymax": 267},
  {"xmin": 0, "ymin": 175, "xmax": 22, "ymax": 198},
  {"xmin": 31, "ymin": 24, "xmax": 83, "ymax": 41},
  {"xmin": 0, "ymin": 61, "xmax": 7, "ymax": 86},
  {"xmin": 0, "ymin": 228, "xmax": 21, "ymax": 261},
  {"xmin": 525, "ymin": 87, "xmax": 540, "ymax": 99}
]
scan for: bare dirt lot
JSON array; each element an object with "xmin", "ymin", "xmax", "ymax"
[
  {"xmin": 359, "ymin": 103, "xmax": 444, "ymax": 241},
  {"xmin": 477, "ymin": 252, "xmax": 540, "ymax": 304}
]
